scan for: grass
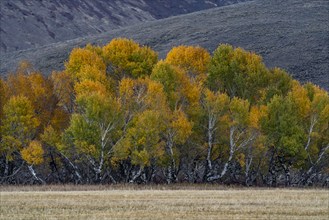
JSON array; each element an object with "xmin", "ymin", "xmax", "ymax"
[{"xmin": 0, "ymin": 185, "xmax": 328, "ymax": 219}]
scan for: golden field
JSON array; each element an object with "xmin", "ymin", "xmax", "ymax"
[{"xmin": 0, "ymin": 186, "xmax": 328, "ymax": 220}]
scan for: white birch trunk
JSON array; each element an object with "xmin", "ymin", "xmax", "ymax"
[
  {"xmin": 165, "ymin": 133, "xmax": 176, "ymax": 184},
  {"xmin": 60, "ymin": 152, "xmax": 82, "ymax": 182},
  {"xmin": 305, "ymin": 116, "xmax": 317, "ymax": 151},
  {"xmin": 28, "ymin": 165, "xmax": 45, "ymax": 184},
  {"xmin": 207, "ymin": 126, "xmax": 236, "ymax": 181},
  {"xmin": 302, "ymin": 144, "xmax": 329, "ymax": 184},
  {"xmin": 129, "ymin": 167, "xmax": 142, "ymax": 183}
]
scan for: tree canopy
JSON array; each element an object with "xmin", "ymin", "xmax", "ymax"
[{"xmin": 0, "ymin": 38, "xmax": 328, "ymax": 186}]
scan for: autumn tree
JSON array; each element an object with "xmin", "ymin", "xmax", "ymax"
[
  {"xmin": 299, "ymin": 83, "xmax": 329, "ymax": 185},
  {"xmin": 65, "ymin": 91, "xmax": 121, "ymax": 182},
  {"xmin": 264, "ymin": 68, "xmax": 293, "ymax": 102},
  {"xmin": 103, "ymin": 38, "xmax": 158, "ymax": 79},
  {"xmin": 0, "ymin": 96, "xmax": 40, "ymax": 181},
  {"xmin": 162, "ymin": 109, "xmax": 193, "ymax": 183},
  {"xmin": 21, "ymin": 140, "xmax": 45, "ymax": 183},
  {"xmin": 0, "ymin": 39, "xmax": 328, "ymax": 186},
  {"xmin": 261, "ymin": 92, "xmax": 307, "ymax": 186},
  {"xmin": 165, "ymin": 45, "xmax": 211, "ymax": 83},
  {"xmin": 65, "ymin": 45, "xmax": 106, "ymax": 81},
  {"xmin": 242, "ymin": 104, "xmax": 267, "ymax": 185},
  {"xmin": 113, "ymin": 78, "xmax": 169, "ymax": 182},
  {"xmin": 1, "ymin": 96, "xmax": 39, "ymax": 152},
  {"xmin": 208, "ymin": 44, "xmax": 270, "ymax": 103},
  {"xmin": 200, "ymin": 89, "xmax": 230, "ymax": 180},
  {"xmin": 51, "ymin": 71, "xmax": 75, "ymax": 115},
  {"xmin": 113, "ymin": 110, "xmax": 165, "ymax": 183},
  {"xmin": 151, "ymin": 61, "xmax": 203, "ymax": 181},
  {"xmin": 41, "ymin": 125, "xmax": 82, "ymax": 183},
  {"xmin": 151, "ymin": 61, "xmax": 190, "ymax": 109},
  {"xmin": 0, "ymin": 79, "xmax": 8, "ymax": 155},
  {"xmin": 207, "ymin": 97, "xmax": 258, "ymax": 182},
  {"xmin": 151, "ymin": 61, "xmax": 202, "ymax": 117},
  {"xmin": 5, "ymin": 67, "xmax": 69, "ymax": 134}
]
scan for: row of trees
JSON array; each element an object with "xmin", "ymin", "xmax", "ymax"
[{"xmin": 0, "ymin": 38, "xmax": 328, "ymax": 186}]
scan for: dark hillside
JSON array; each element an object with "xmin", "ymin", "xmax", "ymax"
[
  {"xmin": 0, "ymin": 0, "xmax": 328, "ymax": 89},
  {"xmin": 0, "ymin": 0, "xmax": 249, "ymax": 52}
]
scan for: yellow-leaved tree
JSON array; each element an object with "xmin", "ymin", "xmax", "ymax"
[
  {"xmin": 165, "ymin": 45, "xmax": 211, "ymax": 84},
  {"xmin": 103, "ymin": 38, "xmax": 158, "ymax": 79},
  {"xmin": 0, "ymin": 95, "xmax": 43, "ymax": 182}
]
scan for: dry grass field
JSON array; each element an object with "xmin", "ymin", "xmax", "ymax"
[{"xmin": 0, "ymin": 185, "xmax": 328, "ymax": 220}]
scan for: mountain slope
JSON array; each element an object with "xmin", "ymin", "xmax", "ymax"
[
  {"xmin": 0, "ymin": 0, "xmax": 328, "ymax": 89},
  {"xmin": 0, "ymin": 0, "xmax": 249, "ymax": 52}
]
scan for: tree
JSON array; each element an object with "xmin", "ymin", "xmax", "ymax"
[
  {"xmin": 65, "ymin": 91, "xmax": 121, "ymax": 182},
  {"xmin": 50, "ymin": 71, "xmax": 75, "ymax": 120},
  {"xmin": 207, "ymin": 97, "xmax": 257, "ymax": 182},
  {"xmin": 162, "ymin": 109, "xmax": 193, "ymax": 183},
  {"xmin": 21, "ymin": 140, "xmax": 45, "ymax": 183},
  {"xmin": 261, "ymin": 93, "xmax": 307, "ymax": 186},
  {"xmin": 243, "ymin": 104, "xmax": 267, "ymax": 185},
  {"xmin": 41, "ymin": 125, "xmax": 82, "ymax": 183},
  {"xmin": 21, "ymin": 140, "xmax": 44, "ymax": 167},
  {"xmin": 299, "ymin": 83, "xmax": 329, "ymax": 185},
  {"xmin": 103, "ymin": 38, "xmax": 158, "ymax": 79},
  {"xmin": 0, "ymin": 39, "xmax": 328, "ymax": 186},
  {"xmin": 1, "ymin": 96, "xmax": 39, "ymax": 147},
  {"xmin": 208, "ymin": 44, "xmax": 270, "ymax": 103},
  {"xmin": 65, "ymin": 46, "xmax": 106, "ymax": 81},
  {"xmin": 113, "ymin": 110, "xmax": 165, "ymax": 183},
  {"xmin": 0, "ymin": 79, "xmax": 8, "ymax": 120},
  {"xmin": 151, "ymin": 61, "xmax": 202, "ymax": 116},
  {"xmin": 0, "ymin": 96, "xmax": 40, "ymax": 181},
  {"xmin": 113, "ymin": 78, "xmax": 169, "ymax": 182},
  {"xmin": 264, "ymin": 68, "xmax": 293, "ymax": 102},
  {"xmin": 200, "ymin": 89, "xmax": 230, "ymax": 180},
  {"xmin": 74, "ymin": 80, "xmax": 108, "ymax": 99},
  {"xmin": 165, "ymin": 45, "xmax": 211, "ymax": 83},
  {"xmin": 151, "ymin": 61, "xmax": 189, "ymax": 109},
  {"xmin": 6, "ymin": 69, "xmax": 68, "ymax": 134}
]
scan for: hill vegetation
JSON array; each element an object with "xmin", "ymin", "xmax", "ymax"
[{"xmin": 0, "ymin": 38, "xmax": 328, "ymax": 186}]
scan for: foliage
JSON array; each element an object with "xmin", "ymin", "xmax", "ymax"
[
  {"xmin": 0, "ymin": 39, "xmax": 328, "ymax": 186},
  {"xmin": 0, "ymin": 96, "xmax": 40, "ymax": 163},
  {"xmin": 166, "ymin": 45, "xmax": 211, "ymax": 83},
  {"xmin": 21, "ymin": 140, "xmax": 44, "ymax": 165},
  {"xmin": 103, "ymin": 38, "xmax": 158, "ymax": 79},
  {"xmin": 208, "ymin": 44, "xmax": 270, "ymax": 103}
]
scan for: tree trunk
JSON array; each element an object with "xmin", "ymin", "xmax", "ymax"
[
  {"xmin": 299, "ymin": 144, "xmax": 329, "ymax": 185},
  {"xmin": 204, "ymin": 133, "xmax": 213, "ymax": 180},
  {"xmin": 204, "ymin": 115, "xmax": 216, "ymax": 181},
  {"xmin": 282, "ymin": 164, "xmax": 291, "ymax": 186},
  {"xmin": 267, "ymin": 148, "xmax": 277, "ymax": 187},
  {"xmin": 245, "ymin": 155, "xmax": 253, "ymax": 186},
  {"xmin": 129, "ymin": 167, "xmax": 142, "ymax": 183},
  {"xmin": 60, "ymin": 152, "xmax": 81, "ymax": 183},
  {"xmin": 207, "ymin": 126, "xmax": 236, "ymax": 182},
  {"xmin": 165, "ymin": 134, "xmax": 177, "ymax": 184},
  {"xmin": 28, "ymin": 165, "xmax": 45, "ymax": 184},
  {"xmin": 4, "ymin": 158, "xmax": 9, "ymax": 177},
  {"xmin": 305, "ymin": 116, "xmax": 317, "ymax": 151}
]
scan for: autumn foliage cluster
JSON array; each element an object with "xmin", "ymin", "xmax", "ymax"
[{"xmin": 0, "ymin": 38, "xmax": 328, "ymax": 186}]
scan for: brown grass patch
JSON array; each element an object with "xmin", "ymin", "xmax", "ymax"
[{"xmin": 1, "ymin": 186, "xmax": 328, "ymax": 219}]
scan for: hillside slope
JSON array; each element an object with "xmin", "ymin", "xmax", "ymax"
[
  {"xmin": 0, "ymin": 0, "xmax": 249, "ymax": 52},
  {"xmin": 0, "ymin": 0, "xmax": 328, "ymax": 89}
]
